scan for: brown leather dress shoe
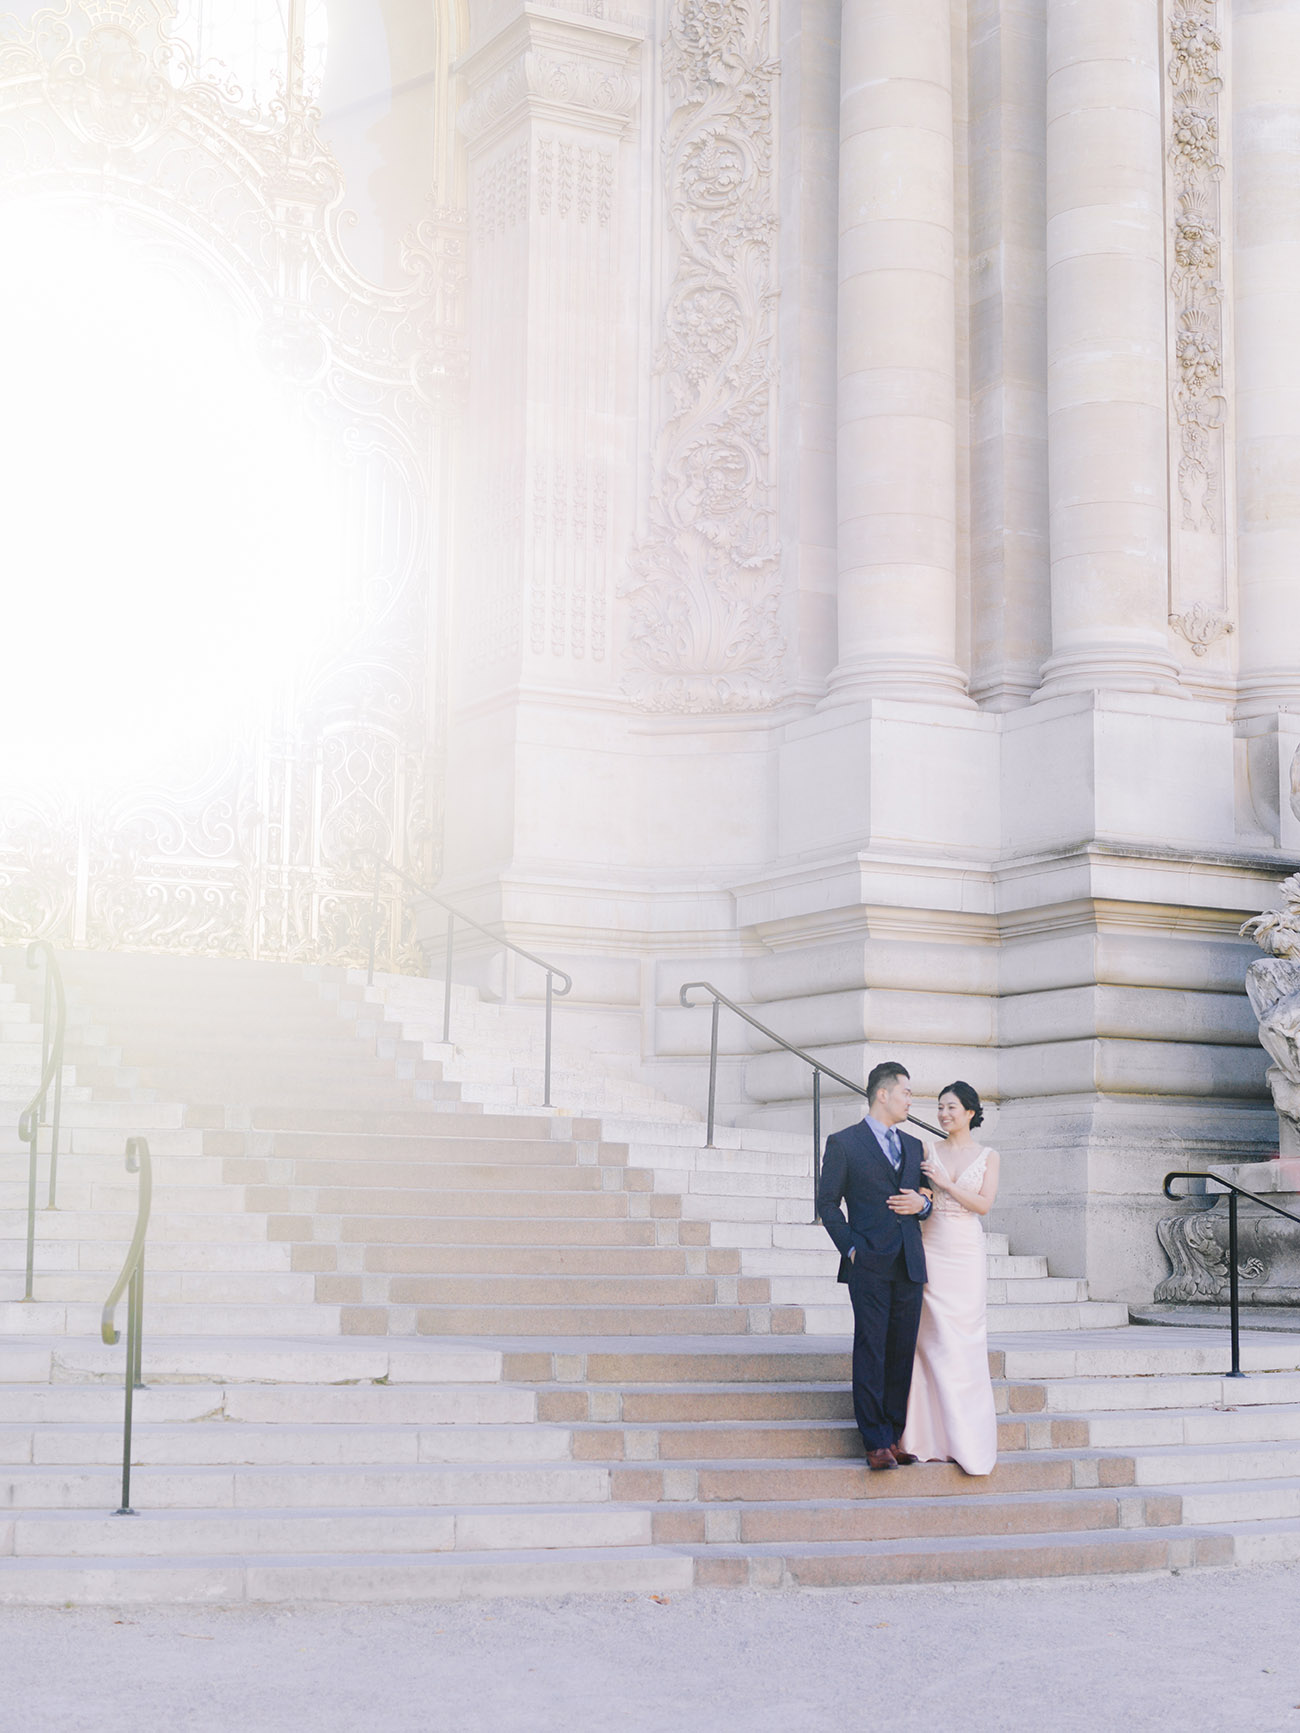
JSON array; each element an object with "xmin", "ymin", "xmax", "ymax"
[
  {"xmin": 866, "ymin": 1447, "xmax": 899, "ymax": 1470},
  {"xmin": 890, "ymin": 1447, "xmax": 920, "ymax": 1465}
]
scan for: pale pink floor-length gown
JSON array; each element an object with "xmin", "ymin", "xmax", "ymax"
[{"xmin": 900, "ymin": 1146, "xmax": 999, "ymax": 1476}]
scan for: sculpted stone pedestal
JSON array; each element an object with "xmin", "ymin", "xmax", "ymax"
[{"xmin": 1157, "ymin": 1159, "xmax": 1300, "ymax": 1307}]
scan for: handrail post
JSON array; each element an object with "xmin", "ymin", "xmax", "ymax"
[
  {"xmin": 543, "ymin": 971, "xmax": 554, "ymax": 1109},
  {"xmin": 442, "ymin": 913, "xmax": 454, "ymax": 1045},
  {"xmin": 366, "ymin": 854, "xmax": 382, "ymax": 987},
  {"xmin": 706, "ymin": 995, "xmax": 719, "ymax": 1149},
  {"xmin": 22, "ymin": 1119, "xmax": 37, "ymax": 1302},
  {"xmin": 812, "ymin": 1070, "xmax": 822, "ymax": 1227},
  {"xmin": 116, "ymin": 1263, "xmax": 139, "ymax": 1516},
  {"xmin": 1227, "ymin": 1189, "xmax": 1244, "ymax": 1379},
  {"xmin": 46, "ymin": 1010, "xmax": 64, "ymax": 1211},
  {"xmin": 105, "ymin": 1136, "xmax": 151, "ymax": 1517}
]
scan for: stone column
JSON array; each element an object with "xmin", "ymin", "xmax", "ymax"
[
  {"xmin": 1234, "ymin": 0, "xmax": 1300, "ymax": 715},
  {"xmin": 829, "ymin": 0, "xmax": 969, "ymax": 704},
  {"xmin": 454, "ymin": 6, "xmax": 640, "ymax": 704},
  {"xmin": 1038, "ymin": 0, "xmax": 1179, "ymax": 695}
]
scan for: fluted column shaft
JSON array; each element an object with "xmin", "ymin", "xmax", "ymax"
[
  {"xmin": 830, "ymin": 0, "xmax": 968, "ymax": 704},
  {"xmin": 1039, "ymin": 0, "xmax": 1178, "ymax": 695},
  {"xmin": 1234, "ymin": 0, "xmax": 1300, "ymax": 714}
]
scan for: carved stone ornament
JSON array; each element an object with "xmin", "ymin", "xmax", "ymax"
[
  {"xmin": 0, "ymin": 0, "xmax": 466, "ymax": 967},
  {"xmin": 620, "ymin": 0, "xmax": 784, "ymax": 713},
  {"xmin": 1240, "ymin": 874, "xmax": 1300, "ymax": 1154},
  {"xmin": 1156, "ymin": 1198, "xmax": 1300, "ymax": 1305},
  {"xmin": 1166, "ymin": 0, "xmax": 1227, "ymax": 534},
  {"xmin": 1168, "ymin": 601, "xmax": 1235, "ymax": 655}
]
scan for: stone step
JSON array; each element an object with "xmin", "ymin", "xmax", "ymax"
[
  {"xmin": 335, "ymin": 1214, "xmax": 660, "ymax": 1245},
  {"xmin": 0, "ymin": 1384, "xmax": 535, "ymax": 1426},
  {"xmin": 406, "ymin": 1305, "xmax": 781, "ymax": 1337},
  {"xmin": 0, "ymin": 1460, "xmax": 614, "ymax": 1508},
  {"xmin": 264, "ymin": 1133, "xmax": 586, "ymax": 1164},
  {"xmin": 1071, "ymin": 1401, "xmax": 1300, "ymax": 1450},
  {"xmin": 3, "ymin": 1503, "xmax": 652, "ymax": 1558},
  {"xmin": 250, "ymin": 1109, "xmax": 561, "ymax": 1136},
  {"xmin": 801, "ymin": 1300, "xmax": 1131, "ymax": 1333},
  {"xmin": 3, "ymin": 1337, "xmax": 504, "ymax": 1385},
  {"xmin": 0, "ymin": 1301, "xmax": 341, "ymax": 1337},
  {"xmin": 564, "ymin": 1414, "xmax": 1072, "ymax": 1462},
  {"xmin": 603, "ymin": 1449, "xmax": 1112, "ymax": 1505},
  {"xmin": 684, "ymin": 1525, "xmax": 1231, "ymax": 1589},
  {"xmin": 283, "ymin": 1170, "xmax": 616, "ymax": 1208},
  {"xmin": 1012, "ymin": 1370, "xmax": 1300, "ymax": 1415},
  {"xmin": 361, "ymin": 1246, "xmax": 716, "ymax": 1277},
  {"xmin": 384, "ymin": 1274, "xmax": 740, "ymax": 1306},
  {"xmin": 997, "ymin": 1335, "xmax": 1300, "ymax": 1381},
  {"xmin": 0, "ymin": 1420, "xmax": 576, "ymax": 1467},
  {"xmin": 650, "ymin": 1487, "xmax": 1182, "ymax": 1547},
  {"xmin": 302, "ymin": 1189, "xmax": 638, "ymax": 1222},
  {"xmin": 1130, "ymin": 1438, "xmax": 1300, "ymax": 1487},
  {"xmin": 0, "ymin": 1208, "xmax": 271, "ymax": 1244},
  {"xmin": 1178, "ymin": 1479, "xmax": 1300, "ymax": 1525},
  {"xmin": 0, "ymin": 1544, "xmax": 693, "ymax": 1605},
  {"xmin": 16, "ymin": 1271, "xmax": 318, "ymax": 1305},
  {"xmin": 770, "ymin": 1276, "xmax": 1089, "ymax": 1306}
]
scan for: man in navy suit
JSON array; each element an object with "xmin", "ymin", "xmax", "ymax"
[{"xmin": 816, "ymin": 1060, "xmax": 932, "ymax": 1470}]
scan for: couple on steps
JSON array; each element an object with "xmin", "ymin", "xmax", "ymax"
[{"xmin": 817, "ymin": 1062, "xmax": 1000, "ymax": 1476}]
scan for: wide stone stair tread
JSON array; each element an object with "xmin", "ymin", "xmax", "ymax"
[
  {"xmin": 683, "ymin": 1525, "xmax": 1234, "ymax": 1586},
  {"xmin": 407, "ymin": 1305, "xmax": 776, "ymax": 1336},
  {"xmin": 0, "ymin": 1546, "xmax": 697, "ymax": 1603}
]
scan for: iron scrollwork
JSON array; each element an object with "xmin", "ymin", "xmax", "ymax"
[{"xmin": 0, "ymin": 0, "xmax": 466, "ymax": 964}]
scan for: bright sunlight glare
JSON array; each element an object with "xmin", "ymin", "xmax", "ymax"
[{"xmin": 0, "ymin": 201, "xmax": 348, "ymax": 789}]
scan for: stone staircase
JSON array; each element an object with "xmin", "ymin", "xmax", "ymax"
[{"xmin": 2, "ymin": 946, "xmax": 1300, "ymax": 1601}]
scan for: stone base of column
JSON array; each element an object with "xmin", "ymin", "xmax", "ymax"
[
  {"xmin": 822, "ymin": 653, "xmax": 975, "ymax": 709},
  {"xmin": 1236, "ymin": 674, "xmax": 1300, "ymax": 721},
  {"xmin": 1034, "ymin": 643, "xmax": 1182, "ymax": 700}
]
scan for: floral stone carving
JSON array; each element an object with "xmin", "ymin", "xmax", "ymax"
[{"xmin": 620, "ymin": 0, "xmax": 784, "ymax": 713}]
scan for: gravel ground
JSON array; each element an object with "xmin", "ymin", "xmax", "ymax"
[{"xmin": 3, "ymin": 1565, "xmax": 1299, "ymax": 1733}]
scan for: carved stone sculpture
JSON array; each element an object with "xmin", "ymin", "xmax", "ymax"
[
  {"xmin": 1154, "ymin": 876, "xmax": 1300, "ymax": 1304},
  {"xmin": 1240, "ymin": 872, "xmax": 1300, "ymax": 1154}
]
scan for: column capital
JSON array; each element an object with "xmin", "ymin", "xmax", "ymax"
[{"xmin": 456, "ymin": 6, "xmax": 643, "ymax": 151}]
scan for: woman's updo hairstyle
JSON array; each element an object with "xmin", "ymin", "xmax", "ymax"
[{"xmin": 939, "ymin": 1080, "xmax": 984, "ymax": 1129}]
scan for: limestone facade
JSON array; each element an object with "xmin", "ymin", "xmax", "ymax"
[{"xmin": 444, "ymin": 0, "xmax": 1300, "ymax": 1305}]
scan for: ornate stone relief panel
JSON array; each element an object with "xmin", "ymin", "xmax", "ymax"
[
  {"xmin": 1163, "ymin": 0, "xmax": 1235, "ymax": 671},
  {"xmin": 620, "ymin": 0, "xmax": 784, "ymax": 713},
  {"xmin": 0, "ymin": 0, "xmax": 466, "ymax": 965}
]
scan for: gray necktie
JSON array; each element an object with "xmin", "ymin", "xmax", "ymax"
[{"xmin": 887, "ymin": 1128, "xmax": 901, "ymax": 1171}]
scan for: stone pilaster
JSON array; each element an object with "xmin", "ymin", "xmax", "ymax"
[
  {"xmin": 455, "ymin": 5, "xmax": 641, "ymax": 701},
  {"xmin": 828, "ymin": 0, "xmax": 970, "ymax": 705},
  {"xmin": 1038, "ymin": 0, "xmax": 1180, "ymax": 696},
  {"xmin": 1232, "ymin": 0, "xmax": 1300, "ymax": 717}
]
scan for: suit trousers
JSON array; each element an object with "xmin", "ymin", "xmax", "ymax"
[{"xmin": 846, "ymin": 1252, "xmax": 924, "ymax": 1452}]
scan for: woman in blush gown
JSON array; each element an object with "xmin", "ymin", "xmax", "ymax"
[{"xmin": 899, "ymin": 1081, "xmax": 1000, "ymax": 1477}]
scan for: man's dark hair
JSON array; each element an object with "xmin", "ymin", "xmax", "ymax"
[{"xmin": 866, "ymin": 1061, "xmax": 909, "ymax": 1105}]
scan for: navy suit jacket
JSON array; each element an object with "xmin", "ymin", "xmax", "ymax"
[{"xmin": 816, "ymin": 1119, "xmax": 929, "ymax": 1285}]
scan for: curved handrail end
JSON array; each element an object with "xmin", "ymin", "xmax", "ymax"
[{"xmin": 101, "ymin": 1138, "xmax": 153, "ymax": 1347}]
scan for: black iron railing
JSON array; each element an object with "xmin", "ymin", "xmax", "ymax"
[
  {"xmin": 18, "ymin": 941, "xmax": 67, "ymax": 1302},
  {"xmin": 1163, "ymin": 1169, "xmax": 1300, "ymax": 1379},
  {"xmin": 101, "ymin": 1136, "xmax": 152, "ymax": 1517},
  {"xmin": 679, "ymin": 981, "xmax": 943, "ymax": 1218},
  {"xmin": 361, "ymin": 853, "xmax": 573, "ymax": 1109}
]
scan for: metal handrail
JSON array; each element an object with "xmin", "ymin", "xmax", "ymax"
[
  {"xmin": 679, "ymin": 981, "xmax": 943, "ymax": 1219},
  {"xmin": 361, "ymin": 852, "xmax": 573, "ymax": 1109},
  {"xmin": 1163, "ymin": 1169, "xmax": 1300, "ymax": 1379},
  {"xmin": 102, "ymin": 1137, "xmax": 152, "ymax": 1517},
  {"xmin": 18, "ymin": 941, "xmax": 66, "ymax": 1301}
]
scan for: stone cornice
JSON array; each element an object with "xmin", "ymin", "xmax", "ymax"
[{"xmin": 455, "ymin": 5, "xmax": 643, "ymax": 149}]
